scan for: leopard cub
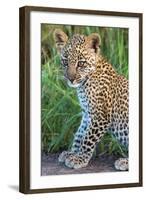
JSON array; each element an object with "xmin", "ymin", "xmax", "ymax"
[{"xmin": 54, "ymin": 29, "xmax": 129, "ymax": 170}]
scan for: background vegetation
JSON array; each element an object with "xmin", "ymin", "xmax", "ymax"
[{"xmin": 41, "ymin": 24, "xmax": 128, "ymax": 157}]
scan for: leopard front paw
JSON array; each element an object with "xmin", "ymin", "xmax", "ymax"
[
  {"xmin": 58, "ymin": 151, "xmax": 70, "ymax": 163},
  {"xmin": 114, "ymin": 158, "xmax": 128, "ymax": 171},
  {"xmin": 65, "ymin": 153, "xmax": 89, "ymax": 169}
]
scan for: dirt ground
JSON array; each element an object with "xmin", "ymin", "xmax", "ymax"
[{"xmin": 41, "ymin": 152, "xmax": 119, "ymax": 176}]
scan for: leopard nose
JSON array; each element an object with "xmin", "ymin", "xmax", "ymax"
[
  {"xmin": 69, "ymin": 77, "xmax": 75, "ymax": 83},
  {"xmin": 66, "ymin": 68, "xmax": 76, "ymax": 83}
]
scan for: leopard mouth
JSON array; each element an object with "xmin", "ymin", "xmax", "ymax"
[
  {"xmin": 64, "ymin": 74, "xmax": 87, "ymax": 88},
  {"xmin": 67, "ymin": 79, "xmax": 82, "ymax": 88},
  {"xmin": 66, "ymin": 77, "xmax": 88, "ymax": 88}
]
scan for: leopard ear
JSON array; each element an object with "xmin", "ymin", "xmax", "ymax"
[
  {"xmin": 86, "ymin": 33, "xmax": 101, "ymax": 53},
  {"xmin": 53, "ymin": 29, "xmax": 68, "ymax": 53}
]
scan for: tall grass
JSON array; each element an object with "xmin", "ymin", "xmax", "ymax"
[{"xmin": 41, "ymin": 24, "xmax": 128, "ymax": 156}]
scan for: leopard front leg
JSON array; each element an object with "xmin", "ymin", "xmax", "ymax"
[
  {"xmin": 64, "ymin": 113, "xmax": 111, "ymax": 169},
  {"xmin": 58, "ymin": 112, "xmax": 89, "ymax": 163}
]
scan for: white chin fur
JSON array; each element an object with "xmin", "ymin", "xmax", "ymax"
[{"xmin": 67, "ymin": 80, "xmax": 81, "ymax": 88}]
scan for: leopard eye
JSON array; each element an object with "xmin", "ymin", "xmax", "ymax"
[
  {"xmin": 61, "ymin": 59, "xmax": 68, "ymax": 67},
  {"xmin": 77, "ymin": 61, "xmax": 84, "ymax": 67}
]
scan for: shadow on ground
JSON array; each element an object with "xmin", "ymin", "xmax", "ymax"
[
  {"xmin": 8, "ymin": 185, "xmax": 19, "ymax": 192},
  {"xmin": 41, "ymin": 153, "xmax": 119, "ymax": 176}
]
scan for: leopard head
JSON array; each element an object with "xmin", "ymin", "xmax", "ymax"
[{"xmin": 54, "ymin": 29, "xmax": 101, "ymax": 88}]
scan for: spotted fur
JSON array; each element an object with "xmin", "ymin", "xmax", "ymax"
[{"xmin": 54, "ymin": 29, "xmax": 129, "ymax": 170}]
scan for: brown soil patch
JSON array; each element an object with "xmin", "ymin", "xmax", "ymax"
[{"xmin": 41, "ymin": 153, "xmax": 119, "ymax": 176}]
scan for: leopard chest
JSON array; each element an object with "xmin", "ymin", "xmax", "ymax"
[
  {"xmin": 77, "ymin": 80, "xmax": 97, "ymax": 114},
  {"xmin": 77, "ymin": 87, "xmax": 88, "ymax": 112}
]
